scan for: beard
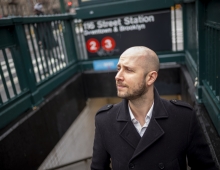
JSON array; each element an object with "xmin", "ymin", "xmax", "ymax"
[{"xmin": 117, "ymin": 79, "xmax": 148, "ymax": 100}]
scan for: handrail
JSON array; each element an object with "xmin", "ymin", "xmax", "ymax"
[{"xmin": 45, "ymin": 156, "xmax": 92, "ymax": 170}]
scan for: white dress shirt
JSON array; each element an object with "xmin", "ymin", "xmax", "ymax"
[{"xmin": 128, "ymin": 103, "xmax": 154, "ymax": 137}]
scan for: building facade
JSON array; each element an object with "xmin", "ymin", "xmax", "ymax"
[{"xmin": 0, "ymin": 0, "xmax": 78, "ymax": 17}]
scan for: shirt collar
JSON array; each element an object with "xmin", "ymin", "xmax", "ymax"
[{"xmin": 128, "ymin": 102, "xmax": 154, "ymax": 122}]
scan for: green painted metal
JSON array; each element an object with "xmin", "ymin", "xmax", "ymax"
[
  {"xmin": 206, "ymin": 0, "xmax": 220, "ymax": 24},
  {"xmin": 79, "ymin": 61, "xmax": 94, "ymax": 71},
  {"xmin": 202, "ymin": 82, "xmax": 220, "ymax": 135},
  {"xmin": 199, "ymin": 0, "xmax": 220, "ymax": 135},
  {"xmin": 0, "ymin": 26, "xmax": 16, "ymax": 49},
  {"xmin": 2, "ymin": 49, "xmax": 17, "ymax": 96},
  {"xmin": 182, "ymin": 0, "xmax": 220, "ymax": 134},
  {"xmin": 0, "ymin": 59, "xmax": 10, "ymax": 99},
  {"xmin": 78, "ymin": 0, "xmax": 126, "ymax": 7},
  {"xmin": 158, "ymin": 53, "xmax": 185, "ymax": 63},
  {"xmin": 59, "ymin": 0, "xmax": 66, "ymax": 13},
  {"xmin": 79, "ymin": 52, "xmax": 185, "ymax": 71},
  {"xmin": 21, "ymin": 15, "xmax": 75, "ymax": 24},
  {"xmin": 10, "ymin": 46, "xmax": 27, "ymax": 91},
  {"xmin": 75, "ymin": 0, "xmax": 174, "ymax": 20},
  {"xmin": 183, "ymin": 2, "xmax": 197, "ymax": 80},
  {"xmin": 183, "ymin": 1, "xmax": 200, "ymax": 102},
  {"xmin": 184, "ymin": 2, "xmax": 197, "ymax": 67},
  {"xmin": 12, "ymin": 17, "xmax": 42, "ymax": 105},
  {"xmin": 63, "ymin": 20, "xmax": 78, "ymax": 63},
  {"xmin": 0, "ymin": 93, "xmax": 31, "ymax": 129},
  {"xmin": 185, "ymin": 51, "xmax": 197, "ymax": 79},
  {"xmin": 0, "ymin": 18, "xmax": 13, "ymax": 27},
  {"xmin": 37, "ymin": 64, "xmax": 80, "ymax": 98},
  {"xmin": 197, "ymin": 0, "xmax": 206, "ymax": 87},
  {"xmin": 77, "ymin": 0, "xmax": 182, "ymax": 12},
  {"xmin": 0, "ymin": 1, "xmax": 219, "ymax": 136},
  {"xmin": 0, "ymin": 15, "xmax": 80, "ymax": 129},
  {"xmin": 27, "ymin": 24, "xmax": 43, "ymax": 82}
]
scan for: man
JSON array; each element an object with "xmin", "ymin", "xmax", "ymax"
[
  {"xmin": 33, "ymin": 3, "xmax": 60, "ymax": 75},
  {"xmin": 91, "ymin": 46, "xmax": 218, "ymax": 170},
  {"xmin": 34, "ymin": 3, "xmax": 58, "ymax": 51},
  {"xmin": 34, "ymin": 3, "xmax": 44, "ymax": 15}
]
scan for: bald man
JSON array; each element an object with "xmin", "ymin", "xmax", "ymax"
[{"xmin": 91, "ymin": 46, "xmax": 217, "ymax": 170}]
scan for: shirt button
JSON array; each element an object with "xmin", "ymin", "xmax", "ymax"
[
  {"xmin": 129, "ymin": 163, "xmax": 135, "ymax": 169},
  {"xmin": 158, "ymin": 163, "xmax": 164, "ymax": 169}
]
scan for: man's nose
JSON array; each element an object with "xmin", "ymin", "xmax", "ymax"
[{"xmin": 115, "ymin": 70, "xmax": 123, "ymax": 81}]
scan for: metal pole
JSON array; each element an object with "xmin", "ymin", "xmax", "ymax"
[{"xmin": 59, "ymin": 0, "xmax": 66, "ymax": 13}]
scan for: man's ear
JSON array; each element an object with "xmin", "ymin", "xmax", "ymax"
[{"xmin": 146, "ymin": 71, "xmax": 158, "ymax": 86}]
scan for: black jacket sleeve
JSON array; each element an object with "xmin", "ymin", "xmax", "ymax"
[{"xmin": 91, "ymin": 116, "xmax": 111, "ymax": 170}]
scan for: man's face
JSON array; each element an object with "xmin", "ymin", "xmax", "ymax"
[{"xmin": 115, "ymin": 53, "xmax": 148, "ymax": 100}]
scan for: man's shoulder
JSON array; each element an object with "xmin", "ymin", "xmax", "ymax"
[
  {"xmin": 96, "ymin": 102, "xmax": 121, "ymax": 117},
  {"xmin": 161, "ymin": 99, "xmax": 195, "ymax": 122},
  {"xmin": 169, "ymin": 99, "xmax": 193, "ymax": 110},
  {"xmin": 96, "ymin": 104, "xmax": 114, "ymax": 115},
  {"xmin": 161, "ymin": 98, "xmax": 194, "ymax": 116}
]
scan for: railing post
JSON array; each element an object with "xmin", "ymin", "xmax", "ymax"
[
  {"xmin": 59, "ymin": 0, "xmax": 66, "ymax": 13},
  {"xmin": 12, "ymin": 17, "xmax": 43, "ymax": 106},
  {"xmin": 63, "ymin": 16, "xmax": 78, "ymax": 63},
  {"xmin": 10, "ymin": 46, "xmax": 27, "ymax": 91},
  {"xmin": 196, "ymin": 0, "xmax": 206, "ymax": 102}
]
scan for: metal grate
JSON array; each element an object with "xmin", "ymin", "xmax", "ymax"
[
  {"xmin": 0, "ymin": 47, "xmax": 21, "ymax": 104},
  {"xmin": 25, "ymin": 20, "xmax": 68, "ymax": 83}
]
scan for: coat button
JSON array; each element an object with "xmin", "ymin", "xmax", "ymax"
[
  {"xmin": 129, "ymin": 163, "xmax": 135, "ymax": 169},
  {"xmin": 158, "ymin": 163, "xmax": 164, "ymax": 169}
]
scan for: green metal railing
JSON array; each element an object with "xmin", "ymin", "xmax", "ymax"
[
  {"xmin": 0, "ymin": 6, "xmax": 185, "ymax": 130},
  {"xmin": 0, "ymin": 14, "xmax": 78, "ymax": 129},
  {"xmin": 25, "ymin": 21, "xmax": 68, "ymax": 83},
  {"xmin": 183, "ymin": 0, "xmax": 220, "ymax": 135},
  {"xmin": 0, "ymin": 0, "xmax": 219, "ymax": 136},
  {"xmin": 202, "ymin": 20, "xmax": 220, "ymax": 132},
  {"xmin": 0, "ymin": 47, "xmax": 22, "ymax": 104},
  {"xmin": 204, "ymin": 21, "xmax": 220, "ymax": 100}
]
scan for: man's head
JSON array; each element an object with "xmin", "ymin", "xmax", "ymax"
[{"xmin": 115, "ymin": 46, "xmax": 159, "ymax": 100}]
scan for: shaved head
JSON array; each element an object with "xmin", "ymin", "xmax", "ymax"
[
  {"xmin": 121, "ymin": 46, "xmax": 159, "ymax": 75},
  {"xmin": 116, "ymin": 46, "xmax": 159, "ymax": 100}
]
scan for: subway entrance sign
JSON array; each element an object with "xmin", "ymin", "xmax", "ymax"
[{"xmin": 83, "ymin": 9, "xmax": 172, "ymax": 58}]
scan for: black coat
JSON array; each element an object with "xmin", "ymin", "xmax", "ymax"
[
  {"xmin": 34, "ymin": 22, "xmax": 58, "ymax": 50},
  {"xmin": 91, "ymin": 88, "xmax": 217, "ymax": 170}
]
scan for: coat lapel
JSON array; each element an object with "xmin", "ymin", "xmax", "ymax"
[
  {"xmin": 116, "ymin": 88, "xmax": 169, "ymax": 158},
  {"xmin": 119, "ymin": 121, "xmax": 141, "ymax": 149},
  {"xmin": 117, "ymin": 100, "xmax": 141, "ymax": 149},
  {"xmin": 131, "ymin": 88, "xmax": 169, "ymax": 160}
]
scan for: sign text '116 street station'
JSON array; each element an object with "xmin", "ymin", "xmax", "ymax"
[{"xmin": 83, "ymin": 10, "xmax": 172, "ymax": 58}]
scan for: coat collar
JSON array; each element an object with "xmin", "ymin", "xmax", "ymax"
[
  {"xmin": 116, "ymin": 87, "xmax": 169, "ymax": 121},
  {"xmin": 116, "ymin": 87, "xmax": 169, "ymax": 159}
]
